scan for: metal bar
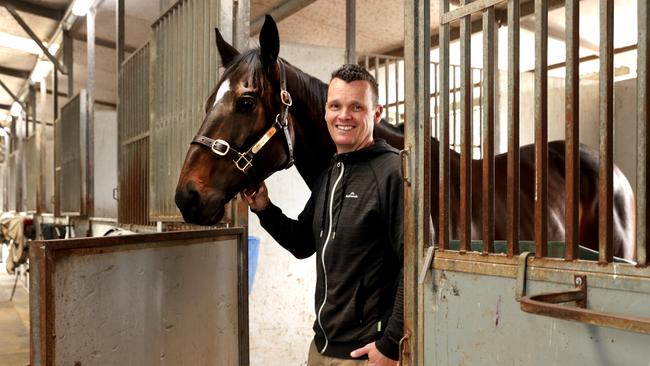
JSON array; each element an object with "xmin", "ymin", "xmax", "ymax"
[
  {"xmin": 481, "ymin": 6, "xmax": 495, "ymax": 254},
  {"xmin": 439, "ymin": 0, "xmax": 450, "ymax": 250},
  {"xmin": 385, "ymin": 59, "xmax": 390, "ymax": 121},
  {"xmin": 395, "ymin": 59, "xmax": 400, "ymax": 124},
  {"xmin": 598, "ymin": 0, "xmax": 614, "ymax": 263},
  {"xmin": 63, "ymin": 30, "xmax": 73, "ymax": 98},
  {"xmin": 374, "ymin": 57, "xmax": 380, "ymax": 82},
  {"xmin": 70, "ymin": 32, "xmax": 138, "ymax": 54},
  {"xmin": 0, "ymin": 66, "xmax": 30, "ymax": 79},
  {"xmin": 534, "ymin": 0, "xmax": 548, "ymax": 258},
  {"xmin": 547, "ymin": 44, "xmax": 637, "ymax": 71},
  {"xmin": 3, "ymin": 4, "xmax": 67, "ymax": 74},
  {"xmin": 250, "ymin": 0, "xmax": 318, "ymax": 34},
  {"xmin": 565, "ymin": 0, "xmax": 580, "ymax": 260},
  {"xmin": 404, "ymin": 0, "xmax": 430, "ymax": 363},
  {"xmin": 345, "ymin": 0, "xmax": 356, "ymax": 64},
  {"xmin": 637, "ymin": 0, "xmax": 649, "ymax": 266},
  {"xmin": 521, "ymin": 276, "xmax": 650, "ymax": 335},
  {"xmin": 441, "ymin": 0, "xmax": 505, "ymax": 25},
  {"xmin": 86, "ymin": 9, "xmax": 96, "ymax": 221},
  {"xmin": 116, "ymin": 0, "xmax": 124, "ymax": 223},
  {"xmin": 459, "ymin": 0, "xmax": 472, "ymax": 252},
  {"xmin": 53, "ymin": 67, "xmax": 58, "ymax": 120}
]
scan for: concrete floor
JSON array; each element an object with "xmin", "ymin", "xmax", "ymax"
[{"xmin": 0, "ymin": 258, "xmax": 30, "ymax": 366}]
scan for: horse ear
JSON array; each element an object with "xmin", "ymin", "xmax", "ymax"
[
  {"xmin": 215, "ymin": 28, "xmax": 240, "ymax": 67},
  {"xmin": 259, "ymin": 15, "xmax": 280, "ymax": 68}
]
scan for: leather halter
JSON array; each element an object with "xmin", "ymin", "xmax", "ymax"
[{"xmin": 191, "ymin": 59, "xmax": 295, "ymax": 184}]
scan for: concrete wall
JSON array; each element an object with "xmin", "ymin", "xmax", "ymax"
[{"xmin": 248, "ymin": 42, "xmax": 345, "ymax": 366}]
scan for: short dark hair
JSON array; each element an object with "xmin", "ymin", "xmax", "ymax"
[{"xmin": 330, "ymin": 64, "xmax": 379, "ymax": 106}]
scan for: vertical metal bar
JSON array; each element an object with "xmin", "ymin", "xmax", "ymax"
[
  {"xmin": 63, "ymin": 30, "xmax": 73, "ymax": 98},
  {"xmin": 116, "ymin": 0, "xmax": 124, "ymax": 223},
  {"xmin": 374, "ymin": 57, "xmax": 380, "ymax": 83},
  {"xmin": 482, "ymin": 7, "xmax": 496, "ymax": 254},
  {"xmin": 364, "ymin": 55, "xmax": 369, "ymax": 70},
  {"xmin": 565, "ymin": 0, "xmax": 580, "ymax": 260},
  {"xmin": 637, "ymin": 0, "xmax": 649, "ymax": 266},
  {"xmin": 439, "ymin": 0, "xmax": 450, "ymax": 250},
  {"xmin": 345, "ymin": 0, "xmax": 356, "ymax": 64},
  {"xmin": 534, "ymin": 0, "xmax": 548, "ymax": 258},
  {"xmin": 52, "ymin": 68, "xmax": 58, "ymax": 121},
  {"xmin": 452, "ymin": 65, "xmax": 457, "ymax": 149},
  {"xmin": 404, "ymin": 0, "xmax": 430, "ymax": 363},
  {"xmin": 433, "ymin": 62, "xmax": 438, "ymax": 138},
  {"xmin": 86, "ymin": 8, "xmax": 96, "ymax": 222},
  {"xmin": 395, "ymin": 59, "xmax": 400, "ymax": 124},
  {"xmin": 599, "ymin": 0, "xmax": 614, "ymax": 263},
  {"xmin": 385, "ymin": 59, "xmax": 390, "ymax": 121},
  {"xmin": 459, "ymin": 0, "xmax": 472, "ymax": 252},
  {"xmin": 507, "ymin": 0, "xmax": 520, "ymax": 256}
]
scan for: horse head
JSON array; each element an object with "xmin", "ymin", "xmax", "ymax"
[{"xmin": 175, "ymin": 15, "xmax": 295, "ymax": 225}]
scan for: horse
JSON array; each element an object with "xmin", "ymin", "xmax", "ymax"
[{"xmin": 175, "ymin": 15, "xmax": 635, "ymax": 260}]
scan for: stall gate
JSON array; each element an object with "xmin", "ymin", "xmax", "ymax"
[
  {"xmin": 54, "ymin": 91, "xmax": 87, "ymax": 217},
  {"xmin": 29, "ymin": 229, "xmax": 249, "ymax": 366},
  {"xmin": 401, "ymin": 0, "xmax": 650, "ymax": 364},
  {"xmin": 118, "ymin": 43, "xmax": 150, "ymax": 225},
  {"xmin": 24, "ymin": 134, "xmax": 38, "ymax": 213},
  {"xmin": 148, "ymin": 0, "xmax": 248, "ymax": 222}
]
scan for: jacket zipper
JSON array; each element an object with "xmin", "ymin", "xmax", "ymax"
[{"xmin": 317, "ymin": 162, "xmax": 345, "ymax": 354}]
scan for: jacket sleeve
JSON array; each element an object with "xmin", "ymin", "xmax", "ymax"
[
  {"xmin": 374, "ymin": 165, "xmax": 404, "ymax": 361},
  {"xmin": 252, "ymin": 195, "xmax": 317, "ymax": 259}
]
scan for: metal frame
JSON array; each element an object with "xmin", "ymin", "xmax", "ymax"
[{"xmin": 29, "ymin": 228, "xmax": 249, "ymax": 366}]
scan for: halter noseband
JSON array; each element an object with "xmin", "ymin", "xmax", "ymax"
[{"xmin": 190, "ymin": 59, "xmax": 295, "ymax": 183}]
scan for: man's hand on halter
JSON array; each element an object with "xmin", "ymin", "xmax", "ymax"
[
  {"xmin": 350, "ymin": 342, "xmax": 398, "ymax": 366},
  {"xmin": 241, "ymin": 182, "xmax": 270, "ymax": 212}
]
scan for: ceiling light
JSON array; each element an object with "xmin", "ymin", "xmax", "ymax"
[
  {"xmin": 30, "ymin": 60, "xmax": 52, "ymax": 83},
  {"xmin": 10, "ymin": 102, "xmax": 22, "ymax": 117},
  {"xmin": 72, "ymin": 0, "xmax": 95, "ymax": 16},
  {"xmin": 0, "ymin": 32, "xmax": 40, "ymax": 54}
]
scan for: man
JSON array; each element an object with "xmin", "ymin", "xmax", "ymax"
[{"xmin": 243, "ymin": 64, "xmax": 403, "ymax": 366}]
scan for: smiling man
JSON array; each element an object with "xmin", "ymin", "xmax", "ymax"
[{"xmin": 243, "ymin": 64, "xmax": 403, "ymax": 366}]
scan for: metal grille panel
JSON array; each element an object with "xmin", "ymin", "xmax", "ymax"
[
  {"xmin": 24, "ymin": 135, "xmax": 39, "ymax": 212},
  {"xmin": 7, "ymin": 153, "xmax": 15, "ymax": 211},
  {"xmin": 149, "ymin": 0, "xmax": 222, "ymax": 221},
  {"xmin": 43, "ymin": 125, "xmax": 54, "ymax": 213},
  {"xmin": 119, "ymin": 44, "xmax": 150, "ymax": 225},
  {"xmin": 56, "ymin": 92, "xmax": 85, "ymax": 216}
]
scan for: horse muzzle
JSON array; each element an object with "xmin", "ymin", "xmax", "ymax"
[{"xmin": 175, "ymin": 181, "xmax": 226, "ymax": 225}]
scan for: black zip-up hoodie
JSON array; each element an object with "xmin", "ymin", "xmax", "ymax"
[{"xmin": 254, "ymin": 140, "xmax": 404, "ymax": 360}]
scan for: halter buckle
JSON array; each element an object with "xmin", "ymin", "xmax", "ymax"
[
  {"xmin": 234, "ymin": 154, "xmax": 253, "ymax": 173},
  {"xmin": 280, "ymin": 90, "xmax": 292, "ymax": 106},
  {"xmin": 211, "ymin": 139, "xmax": 230, "ymax": 156}
]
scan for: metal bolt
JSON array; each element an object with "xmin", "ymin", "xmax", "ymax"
[{"xmin": 575, "ymin": 276, "xmax": 583, "ymax": 286}]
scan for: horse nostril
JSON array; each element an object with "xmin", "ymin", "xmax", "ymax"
[{"xmin": 175, "ymin": 182, "xmax": 201, "ymax": 215}]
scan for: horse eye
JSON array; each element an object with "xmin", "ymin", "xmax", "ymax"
[{"xmin": 235, "ymin": 97, "xmax": 256, "ymax": 112}]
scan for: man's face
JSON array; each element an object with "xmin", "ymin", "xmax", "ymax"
[{"xmin": 325, "ymin": 78, "xmax": 383, "ymax": 154}]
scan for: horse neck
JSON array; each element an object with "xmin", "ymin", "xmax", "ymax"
[{"xmin": 284, "ymin": 65, "xmax": 336, "ymax": 188}]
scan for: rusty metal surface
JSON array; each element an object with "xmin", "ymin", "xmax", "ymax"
[
  {"xmin": 119, "ymin": 44, "xmax": 150, "ymax": 225},
  {"xmin": 565, "ymin": 0, "xmax": 580, "ymax": 260},
  {"xmin": 459, "ymin": 0, "xmax": 472, "ymax": 252},
  {"xmin": 404, "ymin": 0, "xmax": 431, "ymax": 363},
  {"xmin": 599, "ymin": 0, "xmax": 614, "ymax": 263},
  {"xmin": 638, "ymin": 0, "xmax": 649, "ymax": 267},
  {"xmin": 506, "ymin": 0, "xmax": 520, "ymax": 256},
  {"xmin": 481, "ymin": 7, "xmax": 495, "ymax": 254},
  {"xmin": 534, "ymin": 0, "xmax": 548, "ymax": 258},
  {"xmin": 29, "ymin": 228, "xmax": 249, "ymax": 366}
]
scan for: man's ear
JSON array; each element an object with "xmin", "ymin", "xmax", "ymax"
[
  {"xmin": 374, "ymin": 104, "xmax": 384, "ymax": 124},
  {"xmin": 215, "ymin": 28, "xmax": 240, "ymax": 67}
]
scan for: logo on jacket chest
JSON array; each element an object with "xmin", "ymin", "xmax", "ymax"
[{"xmin": 345, "ymin": 192, "xmax": 359, "ymax": 199}]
